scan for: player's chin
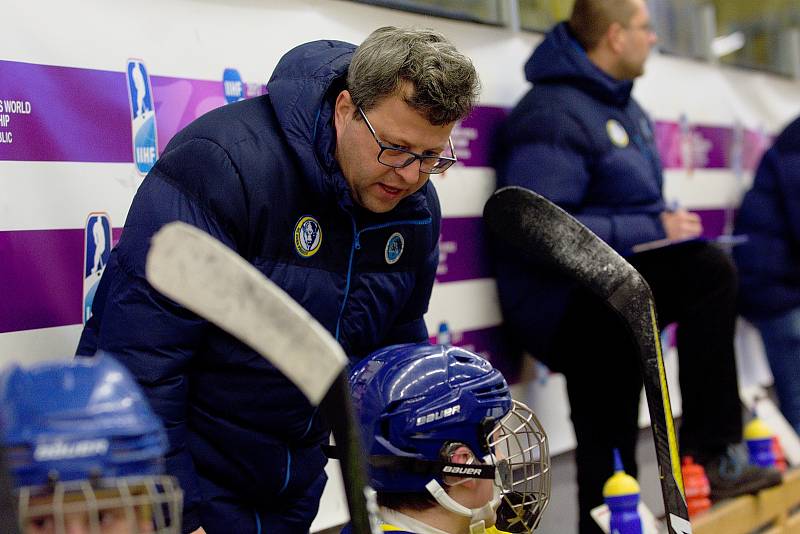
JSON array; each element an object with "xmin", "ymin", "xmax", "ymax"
[{"xmin": 369, "ymin": 201, "xmax": 401, "ymax": 214}]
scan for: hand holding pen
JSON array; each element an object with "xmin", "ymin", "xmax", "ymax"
[{"xmin": 660, "ymin": 199, "xmax": 703, "ymax": 240}]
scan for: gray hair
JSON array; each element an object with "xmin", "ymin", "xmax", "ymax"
[
  {"xmin": 569, "ymin": 0, "xmax": 639, "ymax": 50},
  {"xmin": 347, "ymin": 26, "xmax": 480, "ymax": 126}
]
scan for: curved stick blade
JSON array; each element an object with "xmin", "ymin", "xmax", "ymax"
[{"xmin": 484, "ymin": 186, "xmax": 639, "ymax": 298}]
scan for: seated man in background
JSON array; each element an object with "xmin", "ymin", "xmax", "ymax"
[
  {"xmin": 340, "ymin": 342, "xmax": 550, "ymax": 534},
  {"xmin": 734, "ymin": 115, "xmax": 800, "ymax": 435},
  {"xmin": 491, "ymin": 0, "xmax": 781, "ymax": 532},
  {"xmin": 0, "ymin": 355, "xmax": 182, "ymax": 533}
]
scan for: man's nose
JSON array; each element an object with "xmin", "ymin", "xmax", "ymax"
[{"xmin": 394, "ymin": 161, "xmax": 421, "ymax": 185}]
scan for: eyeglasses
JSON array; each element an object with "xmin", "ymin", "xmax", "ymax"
[{"xmin": 358, "ymin": 107, "xmax": 457, "ymax": 174}]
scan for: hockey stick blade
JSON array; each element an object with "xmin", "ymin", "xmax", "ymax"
[
  {"xmin": 146, "ymin": 221, "xmax": 379, "ymax": 534},
  {"xmin": 145, "ymin": 221, "xmax": 347, "ymax": 405},
  {"xmin": 484, "ymin": 187, "xmax": 691, "ymax": 534}
]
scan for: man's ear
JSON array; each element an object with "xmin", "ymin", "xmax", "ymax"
[
  {"xmin": 334, "ymin": 89, "xmax": 356, "ymax": 132},
  {"xmin": 607, "ymin": 21, "xmax": 626, "ymax": 54}
]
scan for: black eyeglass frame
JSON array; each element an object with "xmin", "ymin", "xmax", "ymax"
[{"xmin": 358, "ymin": 107, "xmax": 457, "ymax": 174}]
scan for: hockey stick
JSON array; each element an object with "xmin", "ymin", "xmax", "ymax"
[
  {"xmin": 483, "ymin": 186, "xmax": 692, "ymax": 534},
  {"xmin": 145, "ymin": 221, "xmax": 379, "ymax": 534}
]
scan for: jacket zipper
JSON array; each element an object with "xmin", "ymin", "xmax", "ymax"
[
  {"xmin": 334, "ymin": 216, "xmax": 433, "ymax": 341},
  {"xmin": 293, "ymin": 215, "xmax": 431, "ymax": 496}
]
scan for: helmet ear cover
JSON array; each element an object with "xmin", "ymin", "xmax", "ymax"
[
  {"xmin": 323, "ymin": 445, "xmax": 496, "ymax": 481},
  {"xmin": 368, "ymin": 455, "xmax": 496, "ymax": 481}
]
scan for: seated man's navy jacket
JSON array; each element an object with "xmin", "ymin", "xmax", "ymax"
[
  {"xmin": 492, "ymin": 22, "xmax": 666, "ymax": 361},
  {"xmin": 77, "ymin": 40, "xmax": 440, "ymax": 530},
  {"xmin": 734, "ymin": 116, "xmax": 800, "ymax": 319}
]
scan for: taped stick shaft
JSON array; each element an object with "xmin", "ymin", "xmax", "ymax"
[{"xmin": 322, "ymin": 372, "xmax": 380, "ymax": 534}]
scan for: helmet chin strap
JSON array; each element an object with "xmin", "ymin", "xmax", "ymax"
[{"xmin": 425, "ymin": 479, "xmax": 501, "ymax": 533}]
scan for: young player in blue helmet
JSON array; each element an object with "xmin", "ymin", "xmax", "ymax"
[
  {"xmin": 342, "ymin": 342, "xmax": 550, "ymax": 534},
  {"xmin": 0, "ymin": 354, "xmax": 182, "ymax": 534}
]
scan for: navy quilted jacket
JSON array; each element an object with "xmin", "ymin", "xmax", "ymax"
[
  {"xmin": 77, "ymin": 40, "xmax": 440, "ymax": 530},
  {"xmin": 492, "ymin": 23, "xmax": 665, "ymax": 360},
  {"xmin": 734, "ymin": 116, "xmax": 800, "ymax": 319}
]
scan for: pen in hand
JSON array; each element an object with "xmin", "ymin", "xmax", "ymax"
[{"xmin": 661, "ymin": 199, "xmax": 703, "ymax": 240}]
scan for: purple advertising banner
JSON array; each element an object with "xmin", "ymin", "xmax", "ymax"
[
  {"xmin": 453, "ymin": 105, "xmax": 507, "ymax": 168},
  {"xmin": 742, "ymin": 129, "xmax": 773, "ymax": 171},
  {"xmin": 436, "ymin": 216, "xmax": 491, "ymax": 283},
  {"xmin": 0, "ymin": 60, "xmax": 266, "ymax": 163},
  {"xmin": 0, "ymin": 228, "xmax": 122, "ymax": 333},
  {"xmin": 0, "ymin": 58, "xmax": 772, "ymax": 337},
  {"xmin": 0, "ymin": 61, "xmax": 131, "ymax": 162},
  {"xmin": 694, "ymin": 125, "xmax": 731, "ymax": 169},
  {"xmin": 0, "ymin": 208, "xmax": 731, "ymax": 334},
  {"xmin": 0, "ymin": 229, "xmax": 83, "ymax": 333},
  {"xmin": 654, "ymin": 120, "xmax": 771, "ymax": 171},
  {"xmin": 151, "ymin": 76, "xmax": 266, "ymax": 154},
  {"xmin": 654, "ymin": 121, "xmax": 730, "ymax": 169},
  {"xmin": 0, "ymin": 59, "xmax": 771, "ymax": 171}
]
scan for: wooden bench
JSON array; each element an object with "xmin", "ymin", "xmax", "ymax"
[{"xmin": 692, "ymin": 469, "xmax": 800, "ymax": 534}]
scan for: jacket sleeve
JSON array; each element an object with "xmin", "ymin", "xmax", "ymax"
[
  {"xmin": 80, "ymin": 138, "xmax": 247, "ymax": 531},
  {"xmin": 500, "ymin": 113, "xmax": 665, "ymax": 255}
]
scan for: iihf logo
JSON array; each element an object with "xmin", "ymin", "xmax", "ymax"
[
  {"xmin": 385, "ymin": 232, "xmax": 404, "ymax": 264},
  {"xmin": 223, "ymin": 68, "xmax": 245, "ymax": 104},
  {"xmin": 294, "ymin": 216, "xmax": 322, "ymax": 258},
  {"xmin": 83, "ymin": 213, "xmax": 112, "ymax": 324},
  {"xmin": 126, "ymin": 59, "xmax": 158, "ymax": 175}
]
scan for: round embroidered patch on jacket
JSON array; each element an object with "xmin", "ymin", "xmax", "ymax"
[
  {"xmin": 294, "ymin": 216, "xmax": 322, "ymax": 257},
  {"xmin": 606, "ymin": 119, "xmax": 630, "ymax": 148},
  {"xmin": 385, "ymin": 232, "xmax": 404, "ymax": 264}
]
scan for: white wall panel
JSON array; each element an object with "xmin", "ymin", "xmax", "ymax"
[{"xmin": 0, "ymin": 162, "xmax": 138, "ymax": 231}]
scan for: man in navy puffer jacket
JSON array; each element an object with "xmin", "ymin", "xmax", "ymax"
[
  {"xmin": 76, "ymin": 27, "xmax": 479, "ymax": 534},
  {"xmin": 492, "ymin": 1, "xmax": 780, "ymax": 531},
  {"xmin": 734, "ymin": 116, "xmax": 800, "ymax": 434}
]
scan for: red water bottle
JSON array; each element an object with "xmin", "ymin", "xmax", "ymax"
[
  {"xmin": 772, "ymin": 436, "xmax": 787, "ymax": 473},
  {"xmin": 681, "ymin": 456, "xmax": 711, "ymax": 517}
]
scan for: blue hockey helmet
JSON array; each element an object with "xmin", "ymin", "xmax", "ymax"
[
  {"xmin": 0, "ymin": 354, "xmax": 182, "ymax": 533},
  {"xmin": 349, "ymin": 342, "xmax": 512, "ymax": 492},
  {"xmin": 350, "ymin": 342, "xmax": 551, "ymax": 532}
]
